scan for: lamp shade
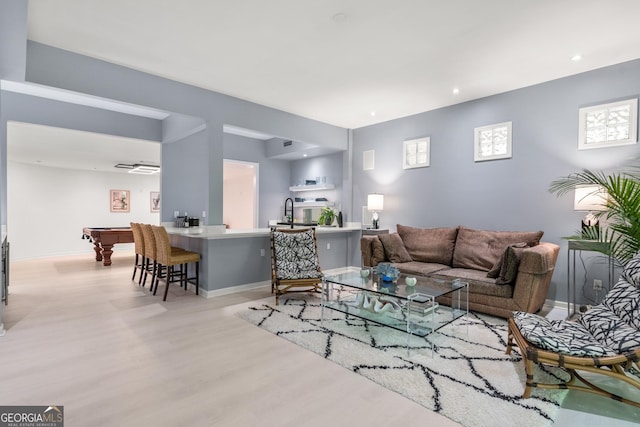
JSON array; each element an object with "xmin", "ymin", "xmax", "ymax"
[
  {"xmin": 574, "ymin": 185, "xmax": 608, "ymax": 211},
  {"xmin": 367, "ymin": 194, "xmax": 384, "ymax": 211}
]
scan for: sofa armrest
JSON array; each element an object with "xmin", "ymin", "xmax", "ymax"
[
  {"xmin": 513, "ymin": 242, "xmax": 560, "ymax": 313},
  {"xmin": 361, "ymin": 235, "xmax": 387, "ymax": 267}
]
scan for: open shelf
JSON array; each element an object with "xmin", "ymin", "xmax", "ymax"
[{"xmin": 289, "ymin": 184, "xmax": 335, "ymax": 192}]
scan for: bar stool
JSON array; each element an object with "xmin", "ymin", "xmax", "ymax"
[
  {"xmin": 130, "ymin": 222, "xmax": 146, "ymax": 285},
  {"xmin": 151, "ymin": 225, "xmax": 200, "ymax": 301},
  {"xmin": 140, "ymin": 224, "xmax": 162, "ymax": 289}
]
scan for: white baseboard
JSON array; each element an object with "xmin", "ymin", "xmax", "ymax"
[
  {"xmin": 200, "ymin": 281, "xmax": 270, "ymax": 298},
  {"xmin": 544, "ymin": 298, "xmax": 568, "ymax": 312}
]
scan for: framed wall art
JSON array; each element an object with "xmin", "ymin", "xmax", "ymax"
[
  {"xmin": 110, "ymin": 189, "xmax": 130, "ymax": 213},
  {"xmin": 403, "ymin": 137, "xmax": 430, "ymax": 169},
  {"xmin": 578, "ymin": 98, "xmax": 638, "ymax": 150},
  {"xmin": 150, "ymin": 192, "xmax": 160, "ymax": 213}
]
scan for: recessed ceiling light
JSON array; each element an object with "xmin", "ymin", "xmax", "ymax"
[
  {"xmin": 370, "ymin": 111, "xmax": 376, "ymax": 117},
  {"xmin": 452, "ymin": 87, "xmax": 460, "ymax": 95},
  {"xmin": 303, "ymin": 153, "xmax": 308, "ymax": 157},
  {"xmin": 571, "ymin": 54, "xmax": 582, "ymax": 62}
]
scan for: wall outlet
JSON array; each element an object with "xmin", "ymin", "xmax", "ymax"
[
  {"xmin": 593, "ymin": 279, "xmax": 603, "ymax": 290},
  {"xmin": 326, "ymin": 243, "xmax": 331, "ymax": 250},
  {"xmin": 260, "ymin": 248, "xmax": 265, "ymax": 257}
]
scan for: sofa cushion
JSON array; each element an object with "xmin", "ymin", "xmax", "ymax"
[
  {"xmin": 393, "ymin": 261, "xmax": 450, "ymax": 277},
  {"xmin": 396, "ymin": 224, "xmax": 458, "ymax": 265},
  {"xmin": 433, "ymin": 268, "xmax": 514, "ymax": 298},
  {"xmin": 452, "ymin": 227, "xmax": 543, "ymax": 272},
  {"xmin": 580, "ymin": 304, "xmax": 640, "ymax": 354},
  {"xmin": 378, "ymin": 233, "xmax": 412, "ymax": 263},
  {"xmin": 487, "ymin": 242, "xmax": 528, "ymax": 281},
  {"xmin": 513, "ymin": 311, "xmax": 616, "ymax": 357}
]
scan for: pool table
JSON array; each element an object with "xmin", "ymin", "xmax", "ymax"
[{"xmin": 82, "ymin": 227, "xmax": 134, "ymax": 266}]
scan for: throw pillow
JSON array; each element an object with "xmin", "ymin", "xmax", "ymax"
[
  {"xmin": 495, "ymin": 243, "xmax": 528, "ymax": 285},
  {"xmin": 378, "ymin": 233, "xmax": 412, "ymax": 263},
  {"xmin": 396, "ymin": 224, "xmax": 458, "ymax": 265},
  {"xmin": 487, "ymin": 242, "xmax": 528, "ymax": 282}
]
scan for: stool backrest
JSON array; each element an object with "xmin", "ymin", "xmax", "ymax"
[
  {"xmin": 151, "ymin": 225, "xmax": 171, "ymax": 265},
  {"xmin": 140, "ymin": 224, "xmax": 157, "ymax": 261},
  {"xmin": 130, "ymin": 222, "xmax": 145, "ymax": 256}
]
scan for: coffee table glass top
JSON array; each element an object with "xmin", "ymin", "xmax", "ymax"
[{"xmin": 323, "ymin": 271, "xmax": 466, "ymax": 300}]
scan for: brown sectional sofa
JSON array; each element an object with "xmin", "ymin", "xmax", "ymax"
[{"xmin": 361, "ymin": 225, "xmax": 560, "ymax": 318}]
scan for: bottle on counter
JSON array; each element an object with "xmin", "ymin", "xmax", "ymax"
[{"xmin": 184, "ymin": 212, "xmax": 190, "ymax": 228}]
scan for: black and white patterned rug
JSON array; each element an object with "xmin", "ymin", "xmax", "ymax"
[{"xmin": 239, "ymin": 295, "xmax": 568, "ymax": 427}]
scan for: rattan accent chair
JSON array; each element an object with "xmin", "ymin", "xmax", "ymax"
[
  {"xmin": 506, "ymin": 316, "xmax": 640, "ymax": 407},
  {"xmin": 130, "ymin": 222, "xmax": 146, "ymax": 285},
  {"xmin": 151, "ymin": 225, "xmax": 200, "ymax": 301},
  {"xmin": 270, "ymin": 227, "xmax": 323, "ymax": 305},
  {"xmin": 506, "ymin": 257, "xmax": 640, "ymax": 408}
]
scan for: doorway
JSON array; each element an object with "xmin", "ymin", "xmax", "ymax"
[{"xmin": 223, "ymin": 160, "xmax": 258, "ymax": 229}]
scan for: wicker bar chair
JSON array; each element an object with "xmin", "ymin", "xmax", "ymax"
[
  {"xmin": 270, "ymin": 227, "xmax": 323, "ymax": 305},
  {"xmin": 130, "ymin": 222, "xmax": 146, "ymax": 285},
  {"xmin": 151, "ymin": 225, "xmax": 200, "ymax": 301}
]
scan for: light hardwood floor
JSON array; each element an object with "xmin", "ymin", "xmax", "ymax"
[{"xmin": 0, "ymin": 253, "xmax": 638, "ymax": 426}]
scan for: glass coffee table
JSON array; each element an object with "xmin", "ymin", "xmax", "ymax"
[{"xmin": 321, "ymin": 271, "xmax": 468, "ymax": 355}]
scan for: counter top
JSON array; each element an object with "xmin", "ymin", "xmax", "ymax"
[{"xmin": 164, "ymin": 223, "xmax": 362, "ymax": 239}]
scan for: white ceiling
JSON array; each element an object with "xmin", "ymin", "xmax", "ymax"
[
  {"xmin": 26, "ymin": 0, "xmax": 640, "ymax": 129},
  {"xmin": 11, "ymin": 1, "xmax": 640, "ymax": 171},
  {"xmin": 7, "ymin": 122, "xmax": 160, "ymax": 174}
]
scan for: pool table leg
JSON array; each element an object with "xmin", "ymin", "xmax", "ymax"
[
  {"xmin": 100, "ymin": 244, "xmax": 114, "ymax": 266},
  {"xmin": 92, "ymin": 241, "xmax": 103, "ymax": 262}
]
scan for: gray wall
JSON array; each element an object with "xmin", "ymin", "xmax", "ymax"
[
  {"xmin": 23, "ymin": 41, "xmax": 349, "ymax": 226},
  {"xmin": 353, "ymin": 59, "xmax": 640, "ymax": 305},
  {"xmin": 0, "ymin": 0, "xmax": 27, "ymax": 81}
]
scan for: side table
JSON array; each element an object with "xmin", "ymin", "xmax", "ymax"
[{"xmin": 566, "ymin": 239, "xmax": 614, "ymax": 319}]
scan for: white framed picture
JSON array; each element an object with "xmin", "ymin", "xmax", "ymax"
[
  {"xmin": 403, "ymin": 137, "xmax": 430, "ymax": 169},
  {"xmin": 474, "ymin": 121, "xmax": 512, "ymax": 162},
  {"xmin": 578, "ymin": 98, "xmax": 638, "ymax": 150}
]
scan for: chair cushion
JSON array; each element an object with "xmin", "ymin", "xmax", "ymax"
[
  {"xmin": 579, "ymin": 304, "xmax": 640, "ymax": 354},
  {"xmin": 601, "ymin": 279, "xmax": 640, "ymax": 330},
  {"xmin": 621, "ymin": 255, "xmax": 640, "ymax": 288},
  {"xmin": 378, "ymin": 233, "xmax": 412, "ymax": 263},
  {"xmin": 273, "ymin": 229, "xmax": 322, "ymax": 280},
  {"xmin": 512, "ymin": 311, "xmax": 616, "ymax": 357}
]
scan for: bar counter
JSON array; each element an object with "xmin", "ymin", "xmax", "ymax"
[{"xmin": 164, "ymin": 223, "xmax": 362, "ymax": 297}]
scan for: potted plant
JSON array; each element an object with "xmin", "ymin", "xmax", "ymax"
[
  {"xmin": 549, "ymin": 160, "xmax": 640, "ymax": 264},
  {"xmin": 317, "ymin": 206, "xmax": 337, "ymax": 226}
]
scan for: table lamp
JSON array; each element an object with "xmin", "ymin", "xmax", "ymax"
[
  {"xmin": 574, "ymin": 185, "xmax": 608, "ymax": 238},
  {"xmin": 367, "ymin": 194, "xmax": 384, "ymax": 229}
]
